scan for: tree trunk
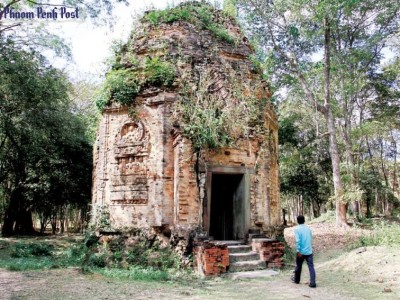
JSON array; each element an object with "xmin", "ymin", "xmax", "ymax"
[
  {"xmin": 313, "ymin": 200, "xmax": 321, "ymax": 218},
  {"xmin": 65, "ymin": 213, "xmax": 69, "ymax": 233},
  {"xmin": 342, "ymin": 104, "xmax": 362, "ymax": 218},
  {"xmin": 40, "ymin": 217, "xmax": 46, "ymax": 234},
  {"xmin": 375, "ymin": 188, "xmax": 379, "ymax": 216},
  {"xmin": 1, "ymin": 188, "xmax": 35, "ymax": 236},
  {"xmin": 323, "ymin": 18, "xmax": 347, "ymax": 226},
  {"xmin": 59, "ymin": 206, "xmax": 66, "ymax": 234},
  {"xmin": 325, "ymin": 108, "xmax": 347, "ymax": 226},
  {"xmin": 14, "ymin": 209, "xmax": 34, "ymax": 235},
  {"xmin": 2, "ymin": 208, "xmax": 15, "ymax": 236},
  {"xmin": 73, "ymin": 209, "xmax": 81, "ymax": 232},
  {"xmin": 391, "ymin": 131, "xmax": 399, "ymax": 197},
  {"xmin": 51, "ymin": 215, "xmax": 57, "ymax": 235}
]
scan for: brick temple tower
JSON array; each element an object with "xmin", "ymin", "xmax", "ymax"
[{"xmin": 91, "ymin": 2, "xmax": 281, "ymax": 260}]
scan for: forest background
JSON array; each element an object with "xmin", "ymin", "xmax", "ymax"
[{"xmin": 0, "ymin": 0, "xmax": 399, "ymax": 235}]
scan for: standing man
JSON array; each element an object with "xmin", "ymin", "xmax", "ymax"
[{"xmin": 292, "ymin": 215, "xmax": 316, "ymax": 288}]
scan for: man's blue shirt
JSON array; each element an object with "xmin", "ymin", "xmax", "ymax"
[{"xmin": 294, "ymin": 224, "xmax": 313, "ymax": 255}]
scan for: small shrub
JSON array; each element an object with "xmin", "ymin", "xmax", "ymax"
[
  {"xmin": 249, "ymin": 55, "xmax": 263, "ymax": 73},
  {"xmin": 146, "ymin": 247, "xmax": 180, "ymax": 270},
  {"xmin": 11, "ymin": 242, "xmax": 54, "ymax": 258},
  {"xmin": 206, "ymin": 23, "xmax": 235, "ymax": 44},
  {"xmin": 58, "ymin": 245, "xmax": 86, "ymax": 267},
  {"xmin": 111, "ymin": 54, "xmax": 124, "ymax": 70},
  {"xmin": 145, "ymin": 57, "xmax": 175, "ymax": 87},
  {"xmin": 96, "ymin": 57, "xmax": 176, "ymax": 111},
  {"xmin": 145, "ymin": 4, "xmax": 236, "ymax": 45},
  {"xmin": 145, "ymin": 7, "xmax": 191, "ymax": 25},
  {"xmin": 30, "ymin": 244, "xmax": 54, "ymax": 256},
  {"xmin": 95, "ymin": 91, "xmax": 110, "ymax": 111},
  {"xmin": 0, "ymin": 240, "xmax": 10, "ymax": 250},
  {"xmin": 356, "ymin": 221, "xmax": 400, "ymax": 247},
  {"xmin": 84, "ymin": 231, "xmax": 100, "ymax": 248},
  {"xmin": 87, "ymin": 253, "xmax": 107, "ymax": 268},
  {"xmin": 107, "ymin": 69, "xmax": 141, "ymax": 105},
  {"xmin": 95, "ymin": 69, "xmax": 140, "ymax": 110},
  {"xmin": 125, "ymin": 240, "xmax": 179, "ymax": 271},
  {"xmin": 125, "ymin": 240, "xmax": 148, "ymax": 267},
  {"xmin": 194, "ymin": 6, "xmax": 235, "ymax": 44},
  {"xmin": 358, "ymin": 216, "xmax": 373, "ymax": 226}
]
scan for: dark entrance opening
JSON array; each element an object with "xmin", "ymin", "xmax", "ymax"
[{"xmin": 209, "ymin": 173, "xmax": 245, "ymax": 240}]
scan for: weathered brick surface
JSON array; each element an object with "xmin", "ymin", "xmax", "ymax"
[
  {"xmin": 252, "ymin": 239, "xmax": 285, "ymax": 268},
  {"xmin": 193, "ymin": 242, "xmax": 229, "ymax": 277}
]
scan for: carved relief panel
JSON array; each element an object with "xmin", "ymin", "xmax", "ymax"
[{"xmin": 110, "ymin": 120, "xmax": 149, "ymax": 205}]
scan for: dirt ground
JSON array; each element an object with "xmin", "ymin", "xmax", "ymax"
[{"xmin": 1, "ymin": 223, "xmax": 399, "ymax": 300}]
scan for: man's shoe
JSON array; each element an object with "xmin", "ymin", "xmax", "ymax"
[
  {"xmin": 309, "ymin": 284, "xmax": 317, "ymax": 288},
  {"xmin": 291, "ymin": 275, "xmax": 299, "ymax": 284}
]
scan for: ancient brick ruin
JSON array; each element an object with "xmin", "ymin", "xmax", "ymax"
[{"xmin": 91, "ymin": 2, "xmax": 283, "ymax": 275}]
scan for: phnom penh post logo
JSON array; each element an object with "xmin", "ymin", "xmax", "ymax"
[{"xmin": 0, "ymin": 6, "xmax": 79, "ymax": 20}]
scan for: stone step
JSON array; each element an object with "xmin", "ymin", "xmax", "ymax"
[
  {"xmin": 229, "ymin": 260, "xmax": 266, "ymax": 272},
  {"xmin": 229, "ymin": 252, "xmax": 260, "ymax": 263},
  {"xmin": 225, "ymin": 269, "xmax": 279, "ymax": 280},
  {"xmin": 248, "ymin": 233, "xmax": 267, "ymax": 242},
  {"xmin": 252, "ymin": 238, "xmax": 277, "ymax": 243},
  {"xmin": 211, "ymin": 240, "xmax": 243, "ymax": 246},
  {"xmin": 227, "ymin": 245, "xmax": 252, "ymax": 254}
]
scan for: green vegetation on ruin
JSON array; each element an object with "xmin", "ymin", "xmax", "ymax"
[
  {"xmin": 96, "ymin": 2, "xmax": 267, "ymax": 152},
  {"xmin": 145, "ymin": 3, "xmax": 237, "ymax": 45},
  {"xmin": 95, "ymin": 56, "xmax": 176, "ymax": 110},
  {"xmin": 177, "ymin": 65, "xmax": 269, "ymax": 151}
]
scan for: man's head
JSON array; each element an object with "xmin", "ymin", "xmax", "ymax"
[{"xmin": 297, "ymin": 215, "xmax": 305, "ymax": 224}]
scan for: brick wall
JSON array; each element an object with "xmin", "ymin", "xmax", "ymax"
[
  {"xmin": 252, "ymin": 238, "xmax": 285, "ymax": 268},
  {"xmin": 193, "ymin": 241, "xmax": 230, "ymax": 277}
]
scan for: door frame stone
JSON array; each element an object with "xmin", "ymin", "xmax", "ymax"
[{"xmin": 203, "ymin": 165, "xmax": 252, "ymax": 239}]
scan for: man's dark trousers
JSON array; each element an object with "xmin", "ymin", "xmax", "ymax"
[{"xmin": 294, "ymin": 254, "xmax": 316, "ymax": 286}]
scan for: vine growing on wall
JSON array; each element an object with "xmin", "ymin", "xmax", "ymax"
[{"xmin": 175, "ymin": 63, "xmax": 269, "ymax": 151}]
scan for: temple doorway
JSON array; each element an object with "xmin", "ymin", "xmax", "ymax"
[{"xmin": 209, "ymin": 173, "xmax": 246, "ymax": 240}]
